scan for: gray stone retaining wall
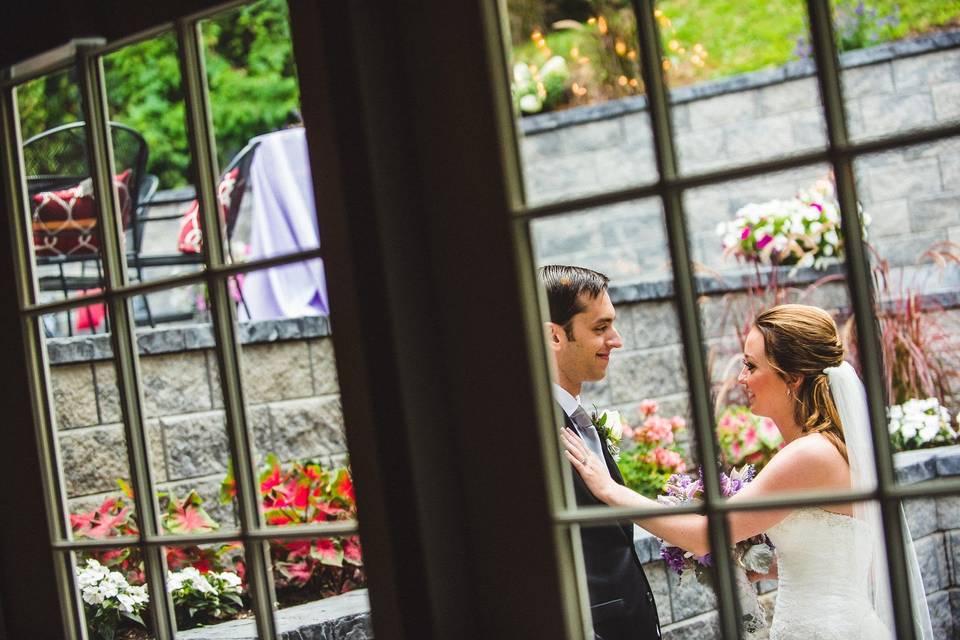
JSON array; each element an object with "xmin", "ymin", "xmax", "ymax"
[
  {"xmin": 52, "ymin": 316, "xmax": 345, "ymax": 526},
  {"xmin": 522, "ymin": 31, "xmax": 960, "ymax": 283},
  {"xmin": 637, "ymin": 445, "xmax": 960, "ymax": 640}
]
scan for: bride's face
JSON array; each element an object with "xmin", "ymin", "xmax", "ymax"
[{"xmin": 738, "ymin": 326, "xmax": 792, "ymax": 420}]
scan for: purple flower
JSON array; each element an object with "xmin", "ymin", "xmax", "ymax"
[
  {"xmin": 696, "ymin": 553, "xmax": 712, "ymax": 567},
  {"xmin": 661, "ymin": 546, "xmax": 687, "ymax": 575}
]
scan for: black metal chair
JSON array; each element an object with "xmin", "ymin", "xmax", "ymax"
[{"xmin": 23, "ymin": 121, "xmax": 156, "ymax": 333}]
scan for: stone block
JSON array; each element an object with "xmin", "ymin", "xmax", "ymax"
[
  {"xmin": 645, "ymin": 561, "xmax": 673, "ymax": 624},
  {"xmin": 94, "ymin": 362, "xmax": 123, "ymax": 424},
  {"xmin": 580, "ymin": 379, "xmax": 612, "ymax": 409},
  {"xmin": 951, "ymin": 588, "xmax": 960, "ymax": 635},
  {"xmin": 140, "ymin": 352, "xmax": 212, "ymax": 418},
  {"xmin": 904, "ymin": 497, "xmax": 939, "ymax": 539},
  {"xmin": 635, "ymin": 527, "xmax": 662, "ymax": 564},
  {"xmin": 895, "ymin": 448, "xmax": 938, "ymax": 484},
  {"xmin": 145, "ymin": 419, "xmax": 167, "ymax": 483},
  {"xmin": 626, "ymin": 300, "xmax": 681, "ymax": 350},
  {"xmin": 246, "ymin": 403, "xmax": 276, "ymax": 463},
  {"xmin": 910, "ymin": 193, "xmax": 960, "ymax": 231},
  {"xmin": 676, "ymin": 126, "xmax": 726, "ymax": 174},
  {"xmin": 661, "ymin": 610, "xmax": 719, "ymax": 640},
  {"xmin": 59, "ymin": 424, "xmax": 131, "ymax": 497},
  {"xmin": 915, "ymin": 533, "xmax": 949, "ymax": 594},
  {"xmin": 689, "ymin": 91, "xmax": 757, "ymax": 130},
  {"xmin": 162, "ymin": 411, "xmax": 229, "ymax": 480},
  {"xmin": 622, "ymin": 111, "xmax": 656, "ymax": 148},
  {"xmin": 842, "ymin": 62, "xmax": 894, "ymax": 99},
  {"xmin": 859, "ymin": 92, "xmax": 936, "ymax": 139},
  {"xmin": 607, "ymin": 345, "xmax": 687, "ymax": 405},
  {"xmin": 241, "ymin": 341, "xmax": 313, "ymax": 404},
  {"xmin": 936, "ymin": 446, "xmax": 960, "ymax": 477},
  {"xmin": 270, "ymin": 396, "xmax": 347, "ymax": 462},
  {"xmin": 893, "ymin": 49, "xmax": 960, "ymax": 93},
  {"xmin": 871, "ymin": 231, "xmax": 940, "ymax": 269},
  {"xmin": 946, "ymin": 530, "xmax": 960, "ymax": 586},
  {"xmin": 50, "ymin": 363, "xmax": 98, "ymax": 429},
  {"xmin": 937, "ymin": 497, "xmax": 960, "ymax": 541},
  {"xmin": 789, "ymin": 107, "xmax": 827, "ymax": 150},
  {"xmin": 309, "ymin": 338, "xmax": 340, "ymax": 396},
  {"xmin": 942, "ymin": 155, "xmax": 960, "ymax": 194},
  {"xmin": 758, "ymin": 77, "xmax": 820, "ymax": 115},
  {"xmin": 926, "ymin": 589, "xmax": 953, "ymax": 640},
  {"xmin": 668, "ymin": 569, "xmax": 716, "ymax": 621},
  {"xmin": 558, "ymin": 117, "xmax": 625, "ymax": 154},
  {"xmin": 861, "ymin": 197, "xmax": 910, "ymax": 238},
  {"xmin": 932, "ymin": 82, "xmax": 960, "ymax": 121},
  {"xmin": 859, "ymin": 151, "xmax": 937, "ymax": 201},
  {"xmin": 519, "ymin": 130, "xmax": 563, "ymax": 161}
]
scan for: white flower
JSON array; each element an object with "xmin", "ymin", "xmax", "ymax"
[
  {"xmin": 540, "ymin": 55, "xmax": 567, "ymax": 78},
  {"xmin": 901, "ymin": 420, "xmax": 918, "ymax": 439},
  {"xmin": 519, "ymin": 93, "xmax": 541, "ymax": 113},
  {"xmin": 512, "ymin": 62, "xmax": 532, "ymax": 85},
  {"xmin": 601, "ymin": 410, "xmax": 624, "ymax": 442}
]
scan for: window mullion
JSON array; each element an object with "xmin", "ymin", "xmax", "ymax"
[
  {"xmin": 630, "ymin": 1, "xmax": 742, "ymax": 637},
  {"xmin": 76, "ymin": 45, "xmax": 179, "ymax": 640},
  {"xmin": 175, "ymin": 19, "xmax": 279, "ymax": 640},
  {"xmin": 804, "ymin": 2, "xmax": 918, "ymax": 638},
  {"xmin": 0, "ymin": 85, "xmax": 83, "ymax": 640}
]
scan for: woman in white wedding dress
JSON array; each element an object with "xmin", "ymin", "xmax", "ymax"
[{"xmin": 562, "ymin": 304, "xmax": 933, "ymax": 639}]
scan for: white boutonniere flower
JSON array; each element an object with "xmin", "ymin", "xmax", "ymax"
[{"xmin": 591, "ymin": 407, "xmax": 623, "ymax": 459}]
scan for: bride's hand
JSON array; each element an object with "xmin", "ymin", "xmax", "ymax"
[{"xmin": 561, "ymin": 428, "xmax": 616, "ymax": 502}]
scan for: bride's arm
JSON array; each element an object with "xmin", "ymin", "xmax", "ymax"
[{"xmin": 561, "ymin": 428, "xmax": 844, "ymax": 557}]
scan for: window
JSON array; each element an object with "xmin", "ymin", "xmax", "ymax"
[
  {"xmin": 0, "ymin": 3, "xmax": 365, "ymax": 638},
  {"xmin": 496, "ymin": 0, "xmax": 960, "ymax": 637}
]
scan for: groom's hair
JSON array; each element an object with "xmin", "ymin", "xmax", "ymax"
[{"xmin": 538, "ymin": 265, "xmax": 610, "ymax": 340}]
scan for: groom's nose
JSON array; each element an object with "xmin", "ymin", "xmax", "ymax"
[{"xmin": 607, "ymin": 327, "xmax": 623, "ymax": 349}]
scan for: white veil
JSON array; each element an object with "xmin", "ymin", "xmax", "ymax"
[{"xmin": 825, "ymin": 362, "xmax": 933, "ymax": 639}]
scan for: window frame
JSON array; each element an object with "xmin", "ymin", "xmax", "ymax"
[{"xmin": 489, "ymin": 0, "xmax": 960, "ymax": 638}]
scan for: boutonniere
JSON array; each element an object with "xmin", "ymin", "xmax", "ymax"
[{"xmin": 591, "ymin": 406, "xmax": 624, "ymax": 460}]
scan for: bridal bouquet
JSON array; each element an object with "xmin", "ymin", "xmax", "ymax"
[
  {"xmin": 716, "ymin": 177, "xmax": 870, "ymax": 271},
  {"xmin": 657, "ymin": 465, "xmax": 773, "ymax": 635}
]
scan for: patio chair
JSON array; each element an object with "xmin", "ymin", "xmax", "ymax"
[{"xmin": 23, "ymin": 121, "xmax": 157, "ymax": 332}]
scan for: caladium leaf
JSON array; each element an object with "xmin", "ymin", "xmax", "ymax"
[
  {"xmin": 342, "ymin": 536, "xmax": 363, "ymax": 566},
  {"xmin": 162, "ymin": 490, "xmax": 219, "ymax": 535},
  {"xmin": 276, "ymin": 560, "xmax": 313, "ymax": 586},
  {"xmin": 312, "ymin": 538, "xmax": 344, "ymax": 567}
]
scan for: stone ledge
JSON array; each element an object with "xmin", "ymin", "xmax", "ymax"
[
  {"xmin": 47, "ymin": 315, "xmax": 332, "ymax": 364},
  {"xmin": 176, "ymin": 588, "xmax": 371, "ymax": 640},
  {"xmin": 520, "ymin": 29, "xmax": 960, "ymax": 135}
]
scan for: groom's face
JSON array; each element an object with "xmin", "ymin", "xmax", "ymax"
[{"xmin": 551, "ymin": 290, "xmax": 622, "ymax": 392}]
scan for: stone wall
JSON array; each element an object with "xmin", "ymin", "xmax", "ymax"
[
  {"xmin": 522, "ymin": 31, "xmax": 960, "ymax": 283},
  {"xmin": 637, "ymin": 445, "xmax": 960, "ymax": 639},
  {"xmin": 51, "ymin": 316, "xmax": 344, "ymax": 526}
]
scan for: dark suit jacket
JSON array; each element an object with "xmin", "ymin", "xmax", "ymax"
[{"xmin": 564, "ymin": 410, "xmax": 661, "ymax": 640}]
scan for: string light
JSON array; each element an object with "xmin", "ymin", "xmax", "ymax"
[
  {"xmin": 615, "ymin": 39, "xmax": 627, "ymax": 56},
  {"xmin": 617, "ymin": 75, "xmax": 628, "ymax": 86},
  {"xmin": 598, "ymin": 16, "xmax": 608, "ymax": 34}
]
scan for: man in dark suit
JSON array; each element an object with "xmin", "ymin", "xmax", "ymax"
[{"xmin": 539, "ymin": 265, "xmax": 661, "ymax": 640}]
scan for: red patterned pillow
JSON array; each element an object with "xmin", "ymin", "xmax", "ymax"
[
  {"xmin": 177, "ymin": 167, "xmax": 240, "ymax": 255},
  {"xmin": 31, "ymin": 169, "xmax": 133, "ymax": 257}
]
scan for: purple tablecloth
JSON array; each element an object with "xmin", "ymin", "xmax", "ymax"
[{"xmin": 241, "ymin": 127, "xmax": 328, "ymax": 320}]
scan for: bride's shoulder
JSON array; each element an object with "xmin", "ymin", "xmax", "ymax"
[{"xmin": 758, "ymin": 432, "xmax": 847, "ymax": 488}]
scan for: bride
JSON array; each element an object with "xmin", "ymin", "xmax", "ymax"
[{"xmin": 561, "ymin": 304, "xmax": 933, "ymax": 639}]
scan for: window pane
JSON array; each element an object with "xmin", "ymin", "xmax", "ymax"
[
  {"xmin": 835, "ymin": 1, "xmax": 960, "ymax": 143},
  {"xmin": 201, "ymin": 0, "xmax": 318, "ymax": 264},
  {"xmin": 18, "ymin": 69, "xmax": 108, "ymax": 306},
  {"xmin": 851, "ymin": 138, "xmax": 960, "ymax": 489},
  {"xmin": 269, "ymin": 536, "xmax": 368, "ymax": 617},
  {"xmin": 44, "ymin": 307, "xmax": 144, "ymax": 543},
  {"xmin": 102, "ymin": 32, "xmax": 206, "ymax": 287},
  {"xmin": 503, "ymin": 1, "xmax": 658, "ymax": 206},
  {"xmin": 135, "ymin": 284, "xmax": 240, "ymax": 534},
  {"xmin": 657, "ymin": 0, "xmax": 826, "ymax": 176},
  {"xmin": 73, "ymin": 547, "xmax": 156, "ymax": 639},
  {"xmin": 164, "ymin": 541, "xmax": 252, "ymax": 638}
]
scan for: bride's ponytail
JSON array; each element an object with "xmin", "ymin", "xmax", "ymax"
[{"xmin": 755, "ymin": 304, "xmax": 848, "ymax": 461}]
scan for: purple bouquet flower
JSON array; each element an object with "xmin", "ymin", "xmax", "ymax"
[{"xmin": 657, "ymin": 465, "xmax": 773, "ymax": 585}]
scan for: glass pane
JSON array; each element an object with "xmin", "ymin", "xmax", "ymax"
[
  {"xmin": 73, "ymin": 548, "xmax": 156, "ymax": 639},
  {"xmin": 201, "ymin": 0, "xmax": 317, "ymax": 264},
  {"xmin": 102, "ymin": 32, "xmax": 206, "ymax": 287},
  {"xmin": 851, "ymin": 138, "xmax": 960, "ymax": 488},
  {"xmin": 165, "ymin": 541, "xmax": 251, "ymax": 638},
  {"xmin": 45, "ymin": 307, "xmax": 143, "ymax": 542},
  {"xmin": 135, "ymin": 284, "xmax": 240, "ymax": 533},
  {"xmin": 575, "ymin": 517, "xmax": 716, "ymax": 638},
  {"xmin": 18, "ymin": 69, "xmax": 109, "ymax": 305},
  {"xmin": 269, "ymin": 536, "xmax": 368, "ymax": 618},
  {"xmin": 503, "ymin": 1, "xmax": 658, "ymax": 205},
  {"xmin": 657, "ymin": 0, "xmax": 826, "ymax": 175},
  {"xmin": 835, "ymin": 1, "xmax": 960, "ymax": 143}
]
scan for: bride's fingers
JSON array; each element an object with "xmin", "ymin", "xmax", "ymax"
[
  {"xmin": 563, "ymin": 450, "xmax": 585, "ymax": 468},
  {"xmin": 560, "ymin": 429, "xmax": 587, "ymax": 457}
]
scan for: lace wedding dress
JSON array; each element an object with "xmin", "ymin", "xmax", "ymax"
[{"xmin": 765, "ymin": 507, "xmax": 894, "ymax": 640}]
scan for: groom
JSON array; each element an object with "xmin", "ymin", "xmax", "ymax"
[{"xmin": 539, "ymin": 265, "xmax": 661, "ymax": 640}]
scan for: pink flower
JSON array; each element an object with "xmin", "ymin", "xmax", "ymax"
[
  {"xmin": 741, "ymin": 227, "xmax": 751, "ymax": 240},
  {"xmin": 640, "ymin": 400, "xmax": 659, "ymax": 416},
  {"xmin": 637, "ymin": 416, "xmax": 674, "ymax": 444},
  {"xmin": 757, "ymin": 234, "xmax": 773, "ymax": 249},
  {"xmin": 670, "ymin": 415, "xmax": 686, "ymax": 431},
  {"xmin": 742, "ymin": 425, "xmax": 758, "ymax": 448}
]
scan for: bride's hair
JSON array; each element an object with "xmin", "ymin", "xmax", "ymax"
[{"xmin": 754, "ymin": 304, "xmax": 848, "ymax": 461}]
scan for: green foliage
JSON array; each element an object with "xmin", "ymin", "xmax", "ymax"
[{"xmin": 17, "ymin": 0, "xmax": 300, "ymax": 189}]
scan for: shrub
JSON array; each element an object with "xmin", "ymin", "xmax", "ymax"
[
  {"xmin": 715, "ymin": 405, "xmax": 783, "ymax": 471},
  {"xmin": 615, "ymin": 400, "xmax": 688, "ymax": 498}
]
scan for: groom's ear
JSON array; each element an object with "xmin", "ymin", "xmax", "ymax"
[{"xmin": 544, "ymin": 322, "xmax": 563, "ymax": 351}]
